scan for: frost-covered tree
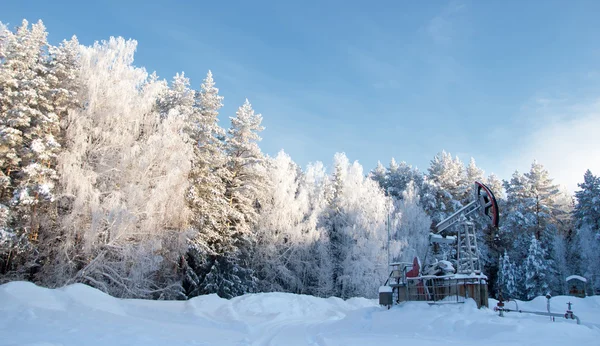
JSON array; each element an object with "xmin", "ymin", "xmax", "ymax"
[
  {"xmin": 496, "ymin": 251, "xmax": 517, "ymax": 299},
  {"xmin": 182, "ymin": 70, "xmax": 233, "ymax": 298},
  {"xmin": 478, "ymin": 172, "xmax": 505, "ymax": 295},
  {"xmin": 424, "ymin": 151, "xmax": 467, "ymax": 223},
  {"xmin": 46, "ymin": 35, "xmax": 80, "ymax": 123},
  {"xmin": 524, "ymin": 235, "xmax": 549, "ymax": 299},
  {"xmin": 485, "ymin": 173, "xmax": 505, "ymax": 200},
  {"xmin": 201, "ymin": 98, "xmax": 267, "ymax": 298},
  {"xmin": 0, "ymin": 20, "xmax": 62, "ymax": 275},
  {"xmin": 300, "ymin": 160, "xmax": 333, "ymax": 297},
  {"xmin": 525, "ymin": 161, "xmax": 562, "ymax": 242},
  {"xmin": 502, "ymin": 162, "xmax": 563, "ymax": 257},
  {"xmin": 465, "ymin": 157, "xmax": 484, "ymax": 201},
  {"xmin": 252, "ymin": 150, "xmax": 321, "ymax": 294},
  {"xmin": 324, "ymin": 153, "xmax": 390, "ymax": 299},
  {"xmin": 391, "ymin": 180, "xmax": 431, "ymax": 263},
  {"xmin": 157, "ymin": 72, "xmax": 195, "ymax": 120},
  {"xmin": 573, "ymin": 169, "xmax": 600, "ymax": 291},
  {"xmin": 577, "ymin": 224, "xmax": 600, "ymax": 292},
  {"xmin": 550, "ymin": 232, "xmax": 570, "ymax": 295},
  {"xmin": 370, "ymin": 161, "xmax": 387, "ymax": 191},
  {"xmin": 44, "ymin": 37, "xmax": 193, "ymax": 298},
  {"xmin": 0, "ymin": 22, "xmax": 8, "ymax": 61},
  {"xmin": 573, "ymin": 169, "xmax": 600, "ymax": 230},
  {"xmin": 387, "ymin": 158, "xmax": 423, "ymax": 199}
]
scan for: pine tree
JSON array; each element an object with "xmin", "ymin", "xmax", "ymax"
[
  {"xmin": 466, "ymin": 157, "xmax": 484, "ymax": 182},
  {"xmin": 485, "ymin": 173, "xmax": 505, "ymax": 200},
  {"xmin": 497, "ymin": 251, "xmax": 517, "ymax": 299},
  {"xmin": 392, "ymin": 159, "xmax": 423, "ymax": 199},
  {"xmin": 156, "ymin": 72, "xmax": 195, "ymax": 121},
  {"xmin": 525, "ymin": 161, "xmax": 562, "ymax": 242},
  {"xmin": 573, "ymin": 169, "xmax": 600, "ymax": 291},
  {"xmin": 0, "ymin": 20, "xmax": 60, "ymax": 275},
  {"xmin": 480, "ymin": 172, "xmax": 505, "ymax": 296},
  {"xmin": 369, "ymin": 161, "xmax": 387, "ymax": 192},
  {"xmin": 524, "ymin": 235, "xmax": 549, "ymax": 300},
  {"xmin": 201, "ymin": 98, "xmax": 267, "ymax": 298},
  {"xmin": 573, "ymin": 169, "xmax": 600, "ymax": 230},
  {"xmin": 183, "ymin": 70, "xmax": 232, "ymax": 297},
  {"xmin": 425, "ymin": 150, "xmax": 467, "ymax": 222}
]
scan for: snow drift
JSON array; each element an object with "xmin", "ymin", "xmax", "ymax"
[{"xmin": 1, "ymin": 281, "xmax": 599, "ymax": 345}]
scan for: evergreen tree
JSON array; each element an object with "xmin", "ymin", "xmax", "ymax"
[
  {"xmin": 157, "ymin": 72, "xmax": 195, "ymax": 120},
  {"xmin": 369, "ymin": 161, "xmax": 387, "ymax": 192},
  {"xmin": 524, "ymin": 235, "xmax": 549, "ymax": 299},
  {"xmin": 573, "ymin": 169, "xmax": 600, "ymax": 230},
  {"xmin": 485, "ymin": 173, "xmax": 505, "ymax": 200},
  {"xmin": 202, "ymin": 98, "xmax": 267, "ymax": 298},
  {"xmin": 183, "ymin": 70, "xmax": 233, "ymax": 298},
  {"xmin": 425, "ymin": 150, "xmax": 467, "ymax": 223},
  {"xmin": 464, "ymin": 157, "xmax": 484, "ymax": 201},
  {"xmin": 0, "ymin": 20, "xmax": 60, "ymax": 275},
  {"xmin": 496, "ymin": 251, "xmax": 517, "ymax": 299},
  {"xmin": 525, "ymin": 161, "xmax": 562, "ymax": 242},
  {"xmin": 480, "ymin": 172, "xmax": 505, "ymax": 296},
  {"xmin": 387, "ymin": 158, "xmax": 423, "ymax": 199},
  {"xmin": 573, "ymin": 169, "xmax": 600, "ymax": 291}
]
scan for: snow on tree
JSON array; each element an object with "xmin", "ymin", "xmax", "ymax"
[
  {"xmin": 485, "ymin": 173, "xmax": 505, "ymax": 200},
  {"xmin": 252, "ymin": 150, "xmax": 320, "ymax": 294},
  {"xmin": 46, "ymin": 35, "xmax": 80, "ymax": 122},
  {"xmin": 573, "ymin": 169, "xmax": 600, "ymax": 291},
  {"xmin": 201, "ymin": 98, "xmax": 267, "ymax": 298},
  {"xmin": 550, "ymin": 232, "xmax": 570, "ymax": 295},
  {"xmin": 0, "ymin": 21, "xmax": 9, "ymax": 62},
  {"xmin": 573, "ymin": 169, "xmax": 600, "ymax": 230},
  {"xmin": 181, "ymin": 70, "xmax": 233, "ymax": 298},
  {"xmin": 298, "ymin": 160, "xmax": 334, "ymax": 297},
  {"xmin": 525, "ymin": 160, "xmax": 563, "ymax": 242},
  {"xmin": 157, "ymin": 72, "xmax": 195, "ymax": 120},
  {"xmin": 524, "ymin": 235, "xmax": 550, "ymax": 300},
  {"xmin": 496, "ymin": 251, "xmax": 517, "ymax": 299},
  {"xmin": 323, "ymin": 153, "xmax": 391, "ymax": 299},
  {"xmin": 369, "ymin": 161, "xmax": 387, "ymax": 191},
  {"xmin": 424, "ymin": 151, "xmax": 467, "ymax": 223},
  {"xmin": 464, "ymin": 157, "xmax": 484, "ymax": 202},
  {"xmin": 501, "ymin": 170, "xmax": 537, "ymax": 260},
  {"xmin": 0, "ymin": 19, "xmax": 61, "ymax": 275},
  {"xmin": 390, "ymin": 180, "xmax": 431, "ymax": 263},
  {"xmin": 577, "ymin": 224, "xmax": 600, "ymax": 292},
  {"xmin": 44, "ymin": 36, "xmax": 193, "ymax": 298}
]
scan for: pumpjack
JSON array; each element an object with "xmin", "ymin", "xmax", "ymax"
[{"xmin": 379, "ymin": 181, "xmax": 500, "ymax": 309}]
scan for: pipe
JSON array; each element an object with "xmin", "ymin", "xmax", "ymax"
[{"xmin": 496, "ymin": 308, "xmax": 580, "ymax": 325}]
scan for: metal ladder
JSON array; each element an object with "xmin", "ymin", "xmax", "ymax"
[{"xmin": 457, "ymin": 221, "xmax": 481, "ymax": 274}]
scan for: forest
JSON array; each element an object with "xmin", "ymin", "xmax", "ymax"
[{"xmin": 1, "ymin": 19, "xmax": 599, "ymax": 301}]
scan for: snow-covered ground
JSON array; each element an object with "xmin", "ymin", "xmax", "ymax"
[{"xmin": 1, "ymin": 281, "xmax": 599, "ymax": 346}]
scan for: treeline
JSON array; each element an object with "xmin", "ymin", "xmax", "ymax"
[{"xmin": 0, "ymin": 19, "xmax": 598, "ymax": 300}]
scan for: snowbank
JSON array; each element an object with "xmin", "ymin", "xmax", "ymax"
[{"xmin": 1, "ymin": 281, "xmax": 599, "ymax": 345}]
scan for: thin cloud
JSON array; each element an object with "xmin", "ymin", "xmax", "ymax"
[
  {"xmin": 501, "ymin": 99, "xmax": 600, "ymax": 193},
  {"xmin": 425, "ymin": 1, "xmax": 466, "ymax": 46}
]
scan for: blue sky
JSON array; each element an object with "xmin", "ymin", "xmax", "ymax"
[{"xmin": 3, "ymin": 0, "xmax": 600, "ymax": 193}]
